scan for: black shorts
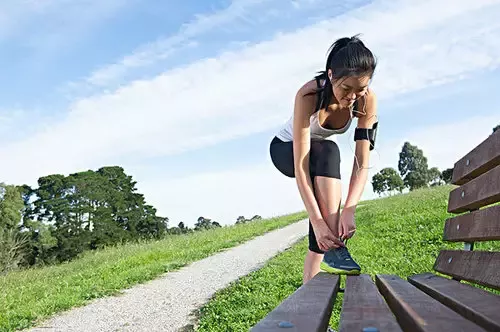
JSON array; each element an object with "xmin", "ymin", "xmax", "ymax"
[{"xmin": 269, "ymin": 136, "xmax": 341, "ymax": 254}]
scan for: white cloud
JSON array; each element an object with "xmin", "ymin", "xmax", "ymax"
[
  {"xmin": 1, "ymin": 0, "xmax": 500, "ymax": 223},
  {"xmin": 73, "ymin": 0, "xmax": 360, "ymax": 90},
  {"xmin": 81, "ymin": 0, "xmax": 275, "ymax": 88}
]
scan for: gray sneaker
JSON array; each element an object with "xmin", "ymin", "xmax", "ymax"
[{"xmin": 320, "ymin": 245, "xmax": 361, "ymax": 275}]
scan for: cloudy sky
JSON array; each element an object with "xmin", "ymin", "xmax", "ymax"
[{"xmin": 1, "ymin": 0, "xmax": 499, "ymax": 227}]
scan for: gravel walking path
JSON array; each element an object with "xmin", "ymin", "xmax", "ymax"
[{"xmin": 26, "ymin": 219, "xmax": 309, "ymax": 332}]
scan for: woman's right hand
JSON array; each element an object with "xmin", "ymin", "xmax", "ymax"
[{"xmin": 312, "ymin": 219, "xmax": 345, "ymax": 251}]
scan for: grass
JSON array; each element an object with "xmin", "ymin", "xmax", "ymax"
[
  {"xmin": 0, "ymin": 211, "xmax": 307, "ymax": 332},
  {"xmin": 195, "ymin": 185, "xmax": 500, "ymax": 331}
]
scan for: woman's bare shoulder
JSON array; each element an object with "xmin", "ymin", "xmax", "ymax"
[
  {"xmin": 296, "ymin": 78, "xmax": 320, "ymax": 97},
  {"xmin": 293, "ymin": 79, "xmax": 319, "ymax": 120}
]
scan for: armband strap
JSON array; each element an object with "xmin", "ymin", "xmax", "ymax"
[{"xmin": 354, "ymin": 121, "xmax": 378, "ymax": 151}]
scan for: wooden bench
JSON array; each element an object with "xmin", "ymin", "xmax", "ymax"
[{"xmin": 251, "ymin": 129, "xmax": 500, "ymax": 332}]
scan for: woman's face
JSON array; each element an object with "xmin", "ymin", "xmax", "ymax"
[{"xmin": 329, "ymin": 70, "xmax": 371, "ymax": 108}]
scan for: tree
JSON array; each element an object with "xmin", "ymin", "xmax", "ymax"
[
  {"xmin": 493, "ymin": 124, "xmax": 500, "ymax": 133},
  {"xmin": 236, "ymin": 215, "xmax": 261, "ymax": 225},
  {"xmin": 194, "ymin": 217, "xmax": 220, "ymax": 231},
  {"xmin": 236, "ymin": 216, "xmax": 246, "ymax": 224},
  {"xmin": 398, "ymin": 142, "xmax": 430, "ymax": 191},
  {"xmin": 0, "ymin": 184, "xmax": 25, "ymax": 230},
  {"xmin": 371, "ymin": 167, "xmax": 404, "ymax": 196},
  {"xmin": 168, "ymin": 221, "xmax": 192, "ymax": 235},
  {"xmin": 428, "ymin": 167, "xmax": 443, "ymax": 186},
  {"xmin": 22, "ymin": 166, "xmax": 168, "ymax": 264},
  {"xmin": 0, "ymin": 183, "xmax": 31, "ymax": 273},
  {"xmin": 440, "ymin": 168, "xmax": 453, "ymax": 184},
  {"xmin": 0, "ymin": 228, "xmax": 31, "ymax": 274},
  {"xmin": 371, "ymin": 172, "xmax": 388, "ymax": 196},
  {"xmin": 178, "ymin": 222, "xmax": 192, "ymax": 233}
]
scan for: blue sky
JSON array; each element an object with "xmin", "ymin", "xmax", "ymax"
[{"xmin": 1, "ymin": 0, "xmax": 499, "ymax": 227}]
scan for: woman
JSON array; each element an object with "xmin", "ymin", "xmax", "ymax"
[{"xmin": 269, "ymin": 34, "xmax": 378, "ymax": 284}]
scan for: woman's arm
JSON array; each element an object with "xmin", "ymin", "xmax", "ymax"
[
  {"xmin": 293, "ymin": 81, "xmax": 345, "ymax": 250},
  {"xmin": 344, "ymin": 91, "xmax": 378, "ymax": 211},
  {"xmin": 292, "ymin": 82, "xmax": 324, "ymax": 224}
]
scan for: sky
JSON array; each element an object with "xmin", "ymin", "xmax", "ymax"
[{"xmin": 1, "ymin": 0, "xmax": 499, "ymax": 228}]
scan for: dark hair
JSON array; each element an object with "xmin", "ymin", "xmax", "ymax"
[{"xmin": 314, "ymin": 34, "xmax": 377, "ymax": 112}]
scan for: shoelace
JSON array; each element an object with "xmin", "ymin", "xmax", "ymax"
[{"xmin": 337, "ymin": 246, "xmax": 352, "ymax": 260}]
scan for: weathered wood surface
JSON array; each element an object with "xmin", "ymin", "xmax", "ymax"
[
  {"xmin": 443, "ymin": 204, "xmax": 500, "ymax": 242},
  {"xmin": 452, "ymin": 129, "xmax": 500, "ymax": 185},
  {"xmin": 251, "ymin": 272, "xmax": 339, "ymax": 332},
  {"xmin": 448, "ymin": 164, "xmax": 500, "ymax": 214},
  {"xmin": 338, "ymin": 274, "xmax": 402, "ymax": 332},
  {"xmin": 433, "ymin": 250, "xmax": 500, "ymax": 290},
  {"xmin": 409, "ymin": 273, "xmax": 500, "ymax": 332},
  {"xmin": 375, "ymin": 274, "xmax": 485, "ymax": 331}
]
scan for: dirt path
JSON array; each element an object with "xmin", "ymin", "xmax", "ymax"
[{"xmin": 26, "ymin": 219, "xmax": 309, "ymax": 332}]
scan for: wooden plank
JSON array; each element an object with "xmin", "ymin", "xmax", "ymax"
[
  {"xmin": 452, "ymin": 129, "xmax": 500, "ymax": 185},
  {"xmin": 433, "ymin": 250, "xmax": 500, "ymax": 290},
  {"xmin": 408, "ymin": 272, "xmax": 500, "ymax": 332},
  {"xmin": 375, "ymin": 274, "xmax": 485, "ymax": 331},
  {"xmin": 444, "ymin": 204, "xmax": 500, "ymax": 242},
  {"xmin": 338, "ymin": 274, "xmax": 402, "ymax": 332},
  {"xmin": 448, "ymin": 164, "xmax": 500, "ymax": 213},
  {"xmin": 251, "ymin": 272, "xmax": 339, "ymax": 332}
]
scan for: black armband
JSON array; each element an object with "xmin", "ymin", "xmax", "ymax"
[{"xmin": 354, "ymin": 121, "xmax": 378, "ymax": 151}]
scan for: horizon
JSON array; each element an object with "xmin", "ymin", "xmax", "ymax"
[{"xmin": 1, "ymin": 0, "xmax": 499, "ymax": 227}]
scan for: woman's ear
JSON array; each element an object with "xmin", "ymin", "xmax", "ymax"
[{"xmin": 327, "ymin": 69, "xmax": 332, "ymax": 81}]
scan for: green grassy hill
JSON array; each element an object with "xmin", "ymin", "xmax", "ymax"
[
  {"xmin": 195, "ymin": 185, "xmax": 500, "ymax": 331},
  {"xmin": 0, "ymin": 211, "xmax": 307, "ymax": 332}
]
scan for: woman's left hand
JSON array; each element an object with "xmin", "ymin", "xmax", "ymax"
[{"xmin": 338, "ymin": 208, "xmax": 356, "ymax": 241}]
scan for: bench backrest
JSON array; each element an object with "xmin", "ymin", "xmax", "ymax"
[{"xmin": 433, "ymin": 129, "xmax": 500, "ymax": 290}]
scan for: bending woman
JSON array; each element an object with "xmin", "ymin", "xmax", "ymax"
[{"xmin": 269, "ymin": 35, "xmax": 378, "ymax": 284}]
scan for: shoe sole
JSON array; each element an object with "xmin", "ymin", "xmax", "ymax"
[{"xmin": 320, "ymin": 261, "xmax": 360, "ymax": 275}]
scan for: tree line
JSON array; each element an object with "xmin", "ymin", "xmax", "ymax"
[
  {"xmin": 372, "ymin": 125, "xmax": 499, "ymax": 196},
  {"xmin": 0, "ymin": 166, "xmax": 261, "ymax": 275},
  {"xmin": 371, "ymin": 141, "xmax": 449, "ymax": 196}
]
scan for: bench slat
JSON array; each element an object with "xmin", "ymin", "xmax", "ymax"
[
  {"xmin": 338, "ymin": 274, "xmax": 402, "ymax": 332},
  {"xmin": 433, "ymin": 250, "xmax": 500, "ymax": 290},
  {"xmin": 448, "ymin": 164, "xmax": 500, "ymax": 213},
  {"xmin": 251, "ymin": 272, "xmax": 339, "ymax": 332},
  {"xmin": 375, "ymin": 274, "xmax": 485, "ymax": 331},
  {"xmin": 444, "ymin": 204, "xmax": 500, "ymax": 242},
  {"xmin": 408, "ymin": 272, "xmax": 500, "ymax": 332},
  {"xmin": 452, "ymin": 129, "xmax": 500, "ymax": 185}
]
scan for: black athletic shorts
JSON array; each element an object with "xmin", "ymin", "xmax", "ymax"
[{"xmin": 269, "ymin": 136, "xmax": 341, "ymax": 254}]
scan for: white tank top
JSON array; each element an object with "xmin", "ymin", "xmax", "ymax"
[
  {"xmin": 275, "ymin": 110, "xmax": 353, "ymax": 142},
  {"xmin": 276, "ymin": 76, "xmax": 357, "ymax": 142}
]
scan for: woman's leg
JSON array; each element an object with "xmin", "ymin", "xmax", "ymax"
[
  {"xmin": 302, "ymin": 175, "xmax": 342, "ymax": 284},
  {"xmin": 302, "ymin": 140, "xmax": 342, "ymax": 284},
  {"xmin": 303, "ymin": 249, "xmax": 324, "ymax": 284},
  {"xmin": 270, "ymin": 137, "xmax": 342, "ymax": 284},
  {"xmin": 314, "ymin": 176, "xmax": 342, "ymax": 238},
  {"xmin": 314, "ymin": 141, "xmax": 361, "ymax": 276}
]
